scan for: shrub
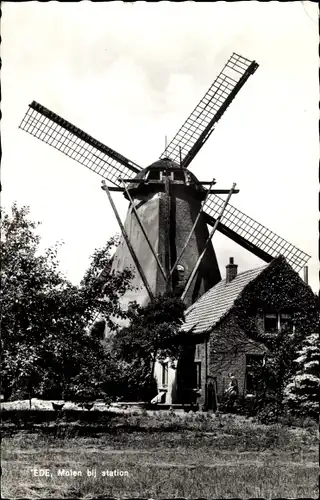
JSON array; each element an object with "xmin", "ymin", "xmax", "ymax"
[{"xmin": 284, "ymin": 333, "xmax": 319, "ymax": 420}]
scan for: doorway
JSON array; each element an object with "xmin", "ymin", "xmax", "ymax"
[{"xmin": 206, "ymin": 377, "xmax": 218, "ymax": 412}]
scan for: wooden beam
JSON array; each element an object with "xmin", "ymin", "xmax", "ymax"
[
  {"xmin": 164, "ymin": 175, "xmax": 172, "ymax": 293},
  {"xmin": 197, "ymin": 181, "xmax": 217, "ymax": 185},
  {"xmin": 181, "ymin": 184, "xmax": 236, "ymax": 302},
  {"xmin": 207, "ymin": 189, "xmax": 239, "ymax": 194},
  {"xmin": 101, "ymin": 181, "xmax": 154, "ymax": 300}
]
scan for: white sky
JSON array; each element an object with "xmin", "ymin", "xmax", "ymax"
[{"xmin": 2, "ymin": 1, "xmax": 318, "ymax": 291}]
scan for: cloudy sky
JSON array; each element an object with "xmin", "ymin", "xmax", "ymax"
[{"xmin": 2, "ymin": 1, "xmax": 318, "ymax": 291}]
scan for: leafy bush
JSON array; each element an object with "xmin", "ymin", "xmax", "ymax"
[
  {"xmin": 110, "ymin": 294, "xmax": 186, "ymax": 401},
  {"xmin": 1, "ymin": 204, "xmax": 132, "ymax": 403},
  {"xmin": 255, "ymin": 400, "xmax": 284, "ymax": 424}
]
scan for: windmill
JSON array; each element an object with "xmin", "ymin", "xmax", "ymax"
[{"xmin": 19, "ymin": 53, "xmax": 310, "ymax": 311}]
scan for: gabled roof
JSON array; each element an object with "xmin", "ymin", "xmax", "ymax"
[{"xmin": 182, "ymin": 264, "xmax": 269, "ymax": 335}]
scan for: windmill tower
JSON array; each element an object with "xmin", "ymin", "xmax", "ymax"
[
  {"xmin": 109, "ymin": 157, "xmax": 229, "ymax": 308},
  {"xmin": 19, "ymin": 53, "xmax": 310, "ymax": 313}
]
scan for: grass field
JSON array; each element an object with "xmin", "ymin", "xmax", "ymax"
[{"xmin": 1, "ymin": 411, "xmax": 318, "ymax": 499}]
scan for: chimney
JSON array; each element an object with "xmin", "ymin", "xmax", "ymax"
[
  {"xmin": 226, "ymin": 257, "xmax": 238, "ymax": 283},
  {"xmin": 303, "ymin": 266, "xmax": 309, "ymax": 285}
]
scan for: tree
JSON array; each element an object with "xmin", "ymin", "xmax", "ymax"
[
  {"xmin": 283, "ymin": 332, "xmax": 319, "ymax": 419},
  {"xmin": 1, "ymin": 204, "xmax": 63, "ymax": 400},
  {"xmin": 111, "ymin": 294, "xmax": 186, "ymax": 401},
  {"xmin": 241, "ymin": 327, "xmax": 319, "ymax": 423},
  {"xmin": 1, "ymin": 204, "xmax": 132, "ymax": 402},
  {"xmin": 80, "ymin": 235, "xmax": 133, "ymax": 333}
]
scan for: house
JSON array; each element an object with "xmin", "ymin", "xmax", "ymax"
[{"xmin": 153, "ymin": 255, "xmax": 318, "ymax": 409}]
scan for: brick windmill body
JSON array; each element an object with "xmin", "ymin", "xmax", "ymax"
[
  {"xmin": 112, "ymin": 158, "xmax": 221, "ymax": 309},
  {"xmin": 19, "ymin": 53, "xmax": 310, "ymax": 404}
]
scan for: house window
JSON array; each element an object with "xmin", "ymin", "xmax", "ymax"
[
  {"xmin": 245, "ymin": 354, "xmax": 264, "ymax": 394},
  {"xmin": 177, "ymin": 264, "xmax": 185, "ymax": 283},
  {"xmin": 161, "ymin": 362, "xmax": 168, "ymax": 387},
  {"xmin": 264, "ymin": 313, "xmax": 278, "ymax": 333},
  {"xmin": 280, "ymin": 312, "xmax": 294, "ymax": 332},
  {"xmin": 173, "ymin": 170, "xmax": 185, "ymax": 181},
  {"xmin": 191, "ymin": 361, "xmax": 201, "ymax": 389},
  {"xmin": 147, "ymin": 169, "xmax": 160, "ymax": 181},
  {"xmin": 264, "ymin": 312, "xmax": 294, "ymax": 333}
]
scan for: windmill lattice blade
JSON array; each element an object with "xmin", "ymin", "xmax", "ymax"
[
  {"xmin": 19, "ymin": 102, "xmax": 141, "ymax": 187},
  {"xmin": 204, "ymin": 194, "xmax": 310, "ymax": 271},
  {"xmin": 160, "ymin": 53, "xmax": 258, "ymax": 168}
]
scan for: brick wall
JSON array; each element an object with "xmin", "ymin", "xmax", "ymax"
[
  {"xmin": 209, "ymin": 314, "xmax": 267, "ymax": 396},
  {"xmin": 193, "ymin": 313, "xmax": 267, "ymax": 406}
]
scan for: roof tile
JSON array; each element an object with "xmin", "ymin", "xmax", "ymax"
[{"xmin": 183, "ymin": 264, "xmax": 268, "ymax": 334}]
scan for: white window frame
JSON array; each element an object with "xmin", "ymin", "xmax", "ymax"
[
  {"xmin": 264, "ymin": 311, "xmax": 294, "ymax": 333},
  {"xmin": 161, "ymin": 361, "xmax": 168, "ymax": 388},
  {"xmin": 264, "ymin": 312, "xmax": 278, "ymax": 333},
  {"xmin": 194, "ymin": 361, "xmax": 201, "ymax": 389}
]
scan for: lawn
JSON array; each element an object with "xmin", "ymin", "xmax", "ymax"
[{"xmin": 1, "ymin": 411, "xmax": 318, "ymax": 499}]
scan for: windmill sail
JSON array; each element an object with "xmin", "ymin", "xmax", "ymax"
[
  {"xmin": 19, "ymin": 101, "xmax": 141, "ymax": 187},
  {"xmin": 160, "ymin": 53, "xmax": 258, "ymax": 168},
  {"xmin": 18, "ymin": 68, "xmax": 310, "ymax": 275},
  {"xmin": 203, "ymin": 194, "xmax": 310, "ymax": 271}
]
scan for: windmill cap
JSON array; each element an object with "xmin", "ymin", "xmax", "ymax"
[{"xmin": 124, "ymin": 158, "xmax": 206, "ymax": 198}]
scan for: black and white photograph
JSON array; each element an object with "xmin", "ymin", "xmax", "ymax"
[{"xmin": 1, "ymin": 1, "xmax": 319, "ymax": 499}]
